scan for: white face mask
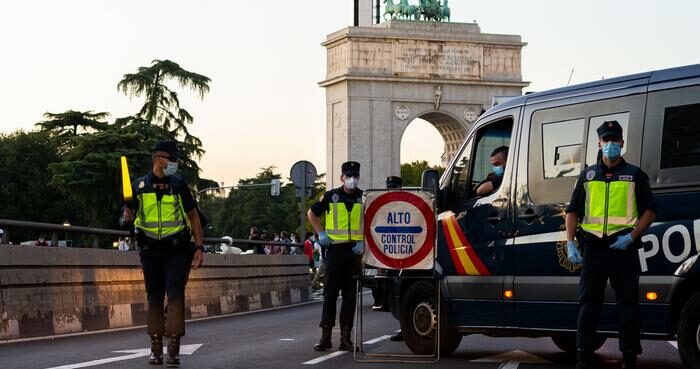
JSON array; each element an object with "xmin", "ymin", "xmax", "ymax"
[
  {"xmin": 163, "ymin": 161, "xmax": 178, "ymax": 176},
  {"xmin": 344, "ymin": 177, "xmax": 358, "ymax": 190}
]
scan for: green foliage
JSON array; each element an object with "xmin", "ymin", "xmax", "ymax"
[
  {"xmin": 400, "ymin": 160, "xmax": 445, "ymax": 187},
  {"xmin": 0, "ymin": 130, "xmax": 70, "ymax": 224},
  {"xmin": 117, "ymin": 59, "xmax": 211, "ymax": 173},
  {"xmin": 201, "ymin": 167, "xmax": 326, "ymax": 239}
]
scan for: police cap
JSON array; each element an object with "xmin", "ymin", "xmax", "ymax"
[
  {"xmin": 152, "ymin": 141, "xmax": 179, "ymax": 161},
  {"xmin": 386, "ymin": 176, "xmax": 402, "ymax": 189},
  {"xmin": 341, "ymin": 161, "xmax": 360, "ymax": 177},
  {"xmin": 596, "ymin": 120, "xmax": 623, "ymax": 140}
]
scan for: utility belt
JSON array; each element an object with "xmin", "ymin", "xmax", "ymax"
[
  {"xmin": 577, "ymin": 227, "xmax": 637, "ymax": 249},
  {"xmin": 136, "ymin": 229, "xmax": 191, "ymax": 251},
  {"xmin": 326, "ymin": 241, "xmax": 356, "ymax": 252}
]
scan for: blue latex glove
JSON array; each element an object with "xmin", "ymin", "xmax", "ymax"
[
  {"xmin": 317, "ymin": 231, "xmax": 331, "ymax": 247},
  {"xmin": 610, "ymin": 233, "xmax": 634, "ymax": 251},
  {"xmin": 567, "ymin": 240, "xmax": 582, "ymax": 264},
  {"xmin": 352, "ymin": 241, "xmax": 364, "ymax": 255}
]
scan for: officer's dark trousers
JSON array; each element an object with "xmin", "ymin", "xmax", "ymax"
[
  {"xmin": 139, "ymin": 237, "xmax": 193, "ymax": 337},
  {"xmin": 576, "ymin": 238, "xmax": 641, "ymax": 354},
  {"xmin": 320, "ymin": 245, "xmax": 361, "ymax": 329}
]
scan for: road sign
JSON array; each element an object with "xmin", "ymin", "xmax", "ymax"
[
  {"xmin": 363, "ymin": 190, "xmax": 435, "ymax": 270},
  {"xmin": 290, "ymin": 160, "xmax": 317, "ymax": 189}
]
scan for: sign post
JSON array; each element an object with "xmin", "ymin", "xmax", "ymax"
[{"xmin": 290, "ymin": 161, "xmax": 317, "ymax": 242}]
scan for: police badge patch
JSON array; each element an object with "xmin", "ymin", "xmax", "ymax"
[
  {"xmin": 586, "ymin": 170, "xmax": 595, "ymax": 181},
  {"xmin": 331, "ymin": 193, "xmax": 340, "ymax": 202}
]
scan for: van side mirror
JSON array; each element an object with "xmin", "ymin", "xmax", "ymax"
[{"xmin": 421, "ymin": 169, "xmax": 439, "ymax": 195}]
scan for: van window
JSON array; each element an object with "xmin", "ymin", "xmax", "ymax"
[
  {"xmin": 447, "ymin": 139, "xmax": 474, "ymax": 206},
  {"xmin": 585, "ymin": 112, "xmax": 630, "ymax": 167},
  {"xmin": 542, "ymin": 119, "xmax": 585, "ymax": 179},
  {"xmin": 445, "ymin": 117, "xmax": 513, "ymax": 207},
  {"xmin": 661, "ymin": 103, "xmax": 700, "ymax": 169}
]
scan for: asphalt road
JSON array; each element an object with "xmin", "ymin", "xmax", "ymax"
[{"xmin": 0, "ymin": 292, "xmax": 685, "ymax": 369}]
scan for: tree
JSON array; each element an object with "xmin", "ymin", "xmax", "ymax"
[
  {"xmin": 36, "ymin": 110, "xmax": 109, "ymax": 152},
  {"xmin": 117, "ymin": 59, "xmax": 211, "ymax": 171},
  {"xmin": 0, "ymin": 130, "xmax": 70, "ymax": 225},
  {"xmin": 400, "ymin": 160, "xmax": 445, "ymax": 187}
]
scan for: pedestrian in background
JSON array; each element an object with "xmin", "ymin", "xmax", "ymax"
[
  {"xmin": 304, "ymin": 233, "xmax": 315, "ymax": 273},
  {"xmin": 121, "ymin": 141, "xmax": 204, "ymax": 367},
  {"xmin": 308, "ymin": 161, "xmax": 364, "ymax": 352},
  {"xmin": 565, "ymin": 121, "xmax": 656, "ymax": 369}
]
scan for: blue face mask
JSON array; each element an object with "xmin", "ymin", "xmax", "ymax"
[
  {"xmin": 602, "ymin": 142, "xmax": 622, "ymax": 160},
  {"xmin": 163, "ymin": 162, "xmax": 178, "ymax": 177},
  {"xmin": 493, "ymin": 166, "xmax": 504, "ymax": 177}
]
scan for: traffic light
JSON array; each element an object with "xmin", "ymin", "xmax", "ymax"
[{"xmin": 271, "ymin": 179, "xmax": 281, "ymax": 197}]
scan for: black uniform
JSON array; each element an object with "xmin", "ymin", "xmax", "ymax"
[
  {"xmin": 130, "ymin": 171, "xmax": 197, "ymax": 337},
  {"xmin": 310, "ymin": 186, "xmax": 363, "ymax": 329},
  {"xmin": 565, "ymin": 158, "xmax": 655, "ymax": 355}
]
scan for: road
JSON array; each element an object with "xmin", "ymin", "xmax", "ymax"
[{"xmin": 0, "ymin": 292, "xmax": 685, "ymax": 369}]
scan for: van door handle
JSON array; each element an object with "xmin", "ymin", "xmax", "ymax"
[
  {"xmin": 517, "ymin": 214, "xmax": 537, "ymax": 220},
  {"xmin": 486, "ymin": 216, "xmax": 502, "ymax": 222}
]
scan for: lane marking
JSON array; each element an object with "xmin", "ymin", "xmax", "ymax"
[
  {"xmin": 668, "ymin": 341, "xmax": 678, "ymax": 349},
  {"xmin": 497, "ymin": 360, "xmax": 520, "ymax": 369},
  {"xmin": 44, "ymin": 344, "xmax": 203, "ymax": 369},
  {"xmin": 363, "ymin": 335, "xmax": 392, "ymax": 345},
  {"xmin": 302, "ymin": 351, "xmax": 347, "ymax": 365},
  {"xmin": 279, "ymin": 338, "xmax": 295, "ymax": 341}
]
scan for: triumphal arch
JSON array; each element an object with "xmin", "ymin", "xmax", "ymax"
[{"xmin": 320, "ymin": 20, "xmax": 529, "ymax": 188}]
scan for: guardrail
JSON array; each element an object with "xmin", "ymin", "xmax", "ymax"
[{"xmin": 0, "ymin": 219, "xmax": 303, "ymax": 252}]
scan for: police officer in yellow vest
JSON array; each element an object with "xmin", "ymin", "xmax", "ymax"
[
  {"xmin": 308, "ymin": 161, "xmax": 364, "ymax": 352},
  {"xmin": 565, "ymin": 121, "xmax": 656, "ymax": 369},
  {"xmin": 122, "ymin": 141, "xmax": 204, "ymax": 367}
]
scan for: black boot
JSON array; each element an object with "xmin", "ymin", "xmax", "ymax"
[
  {"xmin": 338, "ymin": 326, "xmax": 358, "ymax": 352},
  {"xmin": 313, "ymin": 327, "xmax": 332, "ymax": 351},
  {"xmin": 166, "ymin": 335, "xmax": 180, "ymax": 367},
  {"xmin": 575, "ymin": 350, "xmax": 592, "ymax": 369},
  {"xmin": 621, "ymin": 352, "xmax": 637, "ymax": 369},
  {"xmin": 148, "ymin": 334, "xmax": 163, "ymax": 365}
]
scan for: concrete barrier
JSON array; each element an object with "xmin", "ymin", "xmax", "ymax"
[{"xmin": 0, "ymin": 245, "xmax": 312, "ymax": 340}]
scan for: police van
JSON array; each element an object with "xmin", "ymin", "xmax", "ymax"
[{"xmin": 384, "ymin": 64, "xmax": 700, "ymax": 368}]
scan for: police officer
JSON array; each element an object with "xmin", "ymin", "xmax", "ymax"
[
  {"xmin": 308, "ymin": 161, "xmax": 364, "ymax": 352},
  {"xmin": 565, "ymin": 121, "xmax": 656, "ymax": 369},
  {"xmin": 122, "ymin": 141, "xmax": 204, "ymax": 367}
]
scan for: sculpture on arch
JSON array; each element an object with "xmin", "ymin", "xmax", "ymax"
[{"xmin": 383, "ymin": 0, "xmax": 452, "ymax": 22}]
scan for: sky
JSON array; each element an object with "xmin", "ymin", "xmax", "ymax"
[{"xmin": 1, "ymin": 0, "xmax": 699, "ymax": 185}]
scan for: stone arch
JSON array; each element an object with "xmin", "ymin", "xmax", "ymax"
[{"xmin": 320, "ymin": 21, "xmax": 528, "ymax": 188}]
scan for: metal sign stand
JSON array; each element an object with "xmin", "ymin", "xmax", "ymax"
[{"xmin": 353, "ymin": 188, "xmax": 440, "ymax": 364}]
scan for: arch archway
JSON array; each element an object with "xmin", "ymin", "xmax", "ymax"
[{"xmin": 320, "ymin": 21, "xmax": 528, "ymax": 188}]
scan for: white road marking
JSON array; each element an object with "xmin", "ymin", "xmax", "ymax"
[
  {"xmin": 497, "ymin": 361, "xmax": 521, "ymax": 369},
  {"xmin": 668, "ymin": 340, "xmax": 678, "ymax": 349},
  {"xmin": 363, "ymin": 335, "xmax": 392, "ymax": 345},
  {"xmin": 279, "ymin": 338, "xmax": 295, "ymax": 341},
  {"xmin": 44, "ymin": 344, "xmax": 203, "ymax": 369},
  {"xmin": 302, "ymin": 351, "xmax": 348, "ymax": 365}
]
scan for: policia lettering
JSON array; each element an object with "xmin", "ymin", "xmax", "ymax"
[
  {"xmin": 565, "ymin": 121, "xmax": 656, "ymax": 369},
  {"xmin": 308, "ymin": 160, "xmax": 363, "ymax": 353},
  {"xmin": 123, "ymin": 141, "xmax": 204, "ymax": 367}
]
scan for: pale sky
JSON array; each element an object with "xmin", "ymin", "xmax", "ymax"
[{"xmin": 1, "ymin": 0, "xmax": 698, "ymax": 185}]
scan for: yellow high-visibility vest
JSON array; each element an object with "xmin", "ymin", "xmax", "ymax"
[
  {"xmin": 134, "ymin": 191, "xmax": 187, "ymax": 240},
  {"xmin": 325, "ymin": 201, "xmax": 363, "ymax": 243},
  {"xmin": 581, "ymin": 179, "xmax": 638, "ymax": 238}
]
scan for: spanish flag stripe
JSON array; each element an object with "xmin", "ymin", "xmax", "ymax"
[
  {"xmin": 441, "ymin": 220, "xmax": 467, "ymax": 275},
  {"xmin": 448, "ymin": 216, "xmax": 492, "ymax": 276},
  {"xmin": 442, "ymin": 217, "xmax": 480, "ymax": 275}
]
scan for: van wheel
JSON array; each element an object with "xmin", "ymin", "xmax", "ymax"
[
  {"xmin": 400, "ymin": 280, "xmax": 462, "ymax": 356},
  {"xmin": 678, "ymin": 292, "xmax": 700, "ymax": 369},
  {"xmin": 551, "ymin": 335, "xmax": 606, "ymax": 355}
]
